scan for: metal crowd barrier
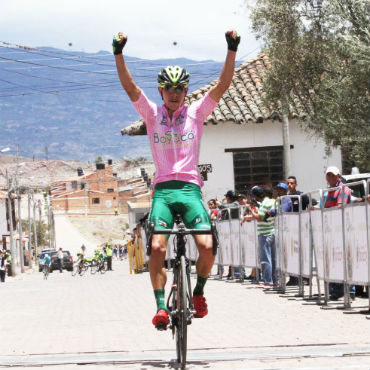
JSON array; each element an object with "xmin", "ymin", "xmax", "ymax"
[{"xmin": 137, "ymin": 185, "xmax": 370, "ymax": 311}]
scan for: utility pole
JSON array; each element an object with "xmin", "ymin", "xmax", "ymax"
[
  {"xmin": 16, "ymin": 178, "xmax": 25, "ymax": 273},
  {"xmin": 32, "ymin": 194, "xmax": 38, "ymax": 257},
  {"xmin": 6, "ymin": 170, "xmax": 16, "ymax": 277},
  {"xmin": 282, "ymin": 112, "xmax": 292, "ymax": 179},
  {"xmin": 281, "ymin": 92, "xmax": 292, "ymax": 179},
  {"xmin": 50, "ymin": 208, "xmax": 56, "ymax": 249},
  {"xmin": 27, "ymin": 189, "xmax": 33, "ymax": 268}
]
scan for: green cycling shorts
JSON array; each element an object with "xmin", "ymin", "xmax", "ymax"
[{"xmin": 150, "ymin": 180, "xmax": 211, "ymax": 232}]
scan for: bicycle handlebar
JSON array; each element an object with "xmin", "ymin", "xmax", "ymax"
[{"xmin": 152, "ymin": 228, "xmax": 212, "ymax": 235}]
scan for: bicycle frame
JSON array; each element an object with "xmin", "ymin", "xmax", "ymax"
[{"xmin": 148, "ymin": 218, "xmax": 215, "ymax": 369}]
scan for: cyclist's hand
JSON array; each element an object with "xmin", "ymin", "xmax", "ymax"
[
  {"xmin": 225, "ymin": 30, "xmax": 240, "ymax": 52},
  {"xmin": 112, "ymin": 32, "xmax": 127, "ymax": 55}
]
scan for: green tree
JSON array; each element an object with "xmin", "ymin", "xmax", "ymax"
[
  {"xmin": 22, "ymin": 219, "xmax": 50, "ymax": 248},
  {"xmin": 95, "ymin": 156, "xmax": 103, "ymax": 163},
  {"xmin": 250, "ymin": 0, "xmax": 370, "ymax": 171}
]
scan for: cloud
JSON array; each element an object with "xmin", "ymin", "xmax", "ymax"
[{"xmin": 0, "ymin": 0, "xmax": 259, "ymax": 61}]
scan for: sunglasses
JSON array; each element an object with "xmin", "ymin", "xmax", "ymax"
[{"xmin": 163, "ymin": 84, "xmax": 186, "ymax": 93}]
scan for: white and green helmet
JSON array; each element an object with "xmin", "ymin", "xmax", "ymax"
[{"xmin": 157, "ymin": 65, "xmax": 189, "ymax": 87}]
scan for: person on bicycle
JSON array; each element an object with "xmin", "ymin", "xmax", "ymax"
[
  {"xmin": 113, "ymin": 30, "xmax": 240, "ymax": 329},
  {"xmin": 41, "ymin": 254, "xmax": 52, "ymax": 273},
  {"xmin": 76, "ymin": 251, "xmax": 85, "ymax": 269}
]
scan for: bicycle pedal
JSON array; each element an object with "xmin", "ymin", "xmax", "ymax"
[{"xmin": 155, "ymin": 323, "xmax": 168, "ymax": 331}]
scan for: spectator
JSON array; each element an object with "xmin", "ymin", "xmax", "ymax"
[
  {"xmin": 106, "ymin": 243, "xmax": 113, "ymax": 271},
  {"xmin": 237, "ymin": 193, "xmax": 248, "ymax": 206},
  {"xmin": 286, "ymin": 176, "xmax": 311, "ymax": 285},
  {"xmin": 287, "ymin": 176, "xmax": 310, "ymax": 211},
  {"xmin": 274, "ymin": 182, "xmax": 304, "ymax": 286},
  {"xmin": 5, "ymin": 250, "xmax": 12, "ymax": 276},
  {"xmin": 324, "ymin": 166, "xmax": 355, "ymax": 300},
  {"xmin": 218, "ymin": 190, "xmax": 240, "ymax": 279},
  {"xmin": 274, "ymin": 183, "xmax": 293, "ymax": 213},
  {"xmin": 207, "ymin": 198, "xmax": 219, "ymax": 221},
  {"xmin": 241, "ymin": 191, "xmax": 260, "ymax": 281},
  {"xmin": 57, "ymin": 248, "xmax": 63, "ymax": 273},
  {"xmin": 114, "ymin": 207, "xmax": 119, "ymax": 216},
  {"xmin": 0, "ymin": 250, "xmax": 9, "ymax": 282},
  {"xmin": 219, "ymin": 190, "xmax": 240, "ymax": 220},
  {"xmin": 247, "ymin": 186, "xmax": 278, "ymax": 286}
]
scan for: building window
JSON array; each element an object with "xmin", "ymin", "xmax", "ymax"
[
  {"xmin": 71, "ymin": 181, "xmax": 77, "ymax": 189},
  {"xmin": 107, "ymin": 188, "xmax": 114, "ymax": 193},
  {"xmin": 227, "ymin": 146, "xmax": 285, "ymax": 193},
  {"xmin": 92, "ymin": 198, "xmax": 100, "ymax": 204}
]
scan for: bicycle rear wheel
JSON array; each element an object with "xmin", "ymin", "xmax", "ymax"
[
  {"xmin": 175, "ymin": 255, "xmax": 188, "ymax": 369},
  {"xmin": 43, "ymin": 266, "xmax": 48, "ymax": 280},
  {"xmin": 71, "ymin": 263, "xmax": 79, "ymax": 276},
  {"xmin": 90, "ymin": 261, "xmax": 98, "ymax": 274},
  {"xmin": 99, "ymin": 261, "xmax": 107, "ymax": 274},
  {"xmin": 79, "ymin": 262, "xmax": 88, "ymax": 276}
]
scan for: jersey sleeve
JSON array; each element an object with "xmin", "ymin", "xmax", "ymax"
[
  {"xmin": 187, "ymin": 92, "xmax": 218, "ymax": 124},
  {"xmin": 132, "ymin": 91, "xmax": 158, "ymax": 127}
]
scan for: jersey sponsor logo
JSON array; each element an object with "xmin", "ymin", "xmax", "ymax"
[
  {"xmin": 160, "ymin": 115, "xmax": 169, "ymax": 127},
  {"xmin": 159, "ymin": 112, "xmax": 185, "ymax": 128},
  {"xmin": 158, "ymin": 220, "xmax": 167, "ymax": 227},
  {"xmin": 153, "ymin": 130, "xmax": 195, "ymax": 144}
]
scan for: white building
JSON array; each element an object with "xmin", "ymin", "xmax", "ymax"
[{"xmin": 122, "ymin": 53, "xmax": 341, "ymax": 201}]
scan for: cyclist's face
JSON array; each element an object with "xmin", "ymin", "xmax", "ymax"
[{"xmin": 159, "ymin": 85, "xmax": 188, "ymax": 112}]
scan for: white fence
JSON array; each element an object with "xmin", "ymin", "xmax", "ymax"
[{"xmin": 140, "ymin": 180, "xmax": 370, "ymax": 310}]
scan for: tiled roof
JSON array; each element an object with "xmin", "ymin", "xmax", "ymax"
[{"xmin": 121, "ymin": 53, "xmax": 306, "ymax": 136}]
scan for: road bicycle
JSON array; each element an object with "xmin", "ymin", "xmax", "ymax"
[
  {"xmin": 147, "ymin": 215, "xmax": 218, "ymax": 370},
  {"xmin": 71, "ymin": 259, "xmax": 89, "ymax": 276},
  {"xmin": 90, "ymin": 257, "xmax": 107, "ymax": 274}
]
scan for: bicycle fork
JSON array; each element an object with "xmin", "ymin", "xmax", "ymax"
[{"xmin": 166, "ymin": 258, "xmax": 195, "ymax": 332}]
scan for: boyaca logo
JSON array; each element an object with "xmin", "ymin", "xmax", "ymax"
[{"xmin": 153, "ymin": 130, "xmax": 195, "ymax": 144}]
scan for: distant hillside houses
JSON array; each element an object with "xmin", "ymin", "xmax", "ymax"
[{"xmin": 50, "ymin": 160, "xmax": 152, "ymax": 216}]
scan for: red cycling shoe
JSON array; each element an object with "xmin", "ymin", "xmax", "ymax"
[
  {"xmin": 152, "ymin": 309, "xmax": 169, "ymax": 330},
  {"xmin": 193, "ymin": 294, "xmax": 208, "ymax": 318}
]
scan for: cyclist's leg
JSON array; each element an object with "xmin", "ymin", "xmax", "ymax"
[
  {"xmin": 180, "ymin": 185, "xmax": 215, "ymax": 278},
  {"xmin": 149, "ymin": 187, "xmax": 174, "ymax": 324},
  {"xmin": 180, "ymin": 185, "xmax": 214, "ymax": 318}
]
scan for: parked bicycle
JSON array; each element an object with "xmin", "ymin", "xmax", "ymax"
[{"xmin": 147, "ymin": 215, "xmax": 217, "ymax": 369}]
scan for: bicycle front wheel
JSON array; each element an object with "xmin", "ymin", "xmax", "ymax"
[{"xmin": 176, "ymin": 255, "xmax": 188, "ymax": 369}]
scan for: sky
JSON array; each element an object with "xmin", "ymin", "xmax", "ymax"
[{"xmin": 0, "ymin": 0, "xmax": 261, "ymax": 62}]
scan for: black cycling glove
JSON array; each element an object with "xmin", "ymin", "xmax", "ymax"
[
  {"xmin": 112, "ymin": 34, "xmax": 127, "ymax": 55},
  {"xmin": 225, "ymin": 32, "xmax": 240, "ymax": 52}
]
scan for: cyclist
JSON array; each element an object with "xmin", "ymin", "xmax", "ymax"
[
  {"xmin": 41, "ymin": 253, "xmax": 52, "ymax": 274},
  {"xmin": 76, "ymin": 251, "xmax": 85, "ymax": 270},
  {"xmin": 113, "ymin": 30, "xmax": 240, "ymax": 329}
]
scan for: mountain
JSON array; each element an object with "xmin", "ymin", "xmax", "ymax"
[{"xmin": 0, "ymin": 46, "xmax": 224, "ymax": 161}]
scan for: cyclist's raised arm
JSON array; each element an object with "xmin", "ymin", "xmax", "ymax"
[
  {"xmin": 209, "ymin": 30, "xmax": 240, "ymax": 103},
  {"xmin": 113, "ymin": 32, "xmax": 141, "ymax": 102}
]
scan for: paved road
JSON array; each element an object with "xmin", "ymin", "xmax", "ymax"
[
  {"xmin": 54, "ymin": 215, "xmax": 98, "ymax": 256},
  {"xmin": 1, "ymin": 260, "xmax": 370, "ymax": 369}
]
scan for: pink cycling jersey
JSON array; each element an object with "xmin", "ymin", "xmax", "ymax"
[{"xmin": 133, "ymin": 91, "xmax": 218, "ymax": 187}]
